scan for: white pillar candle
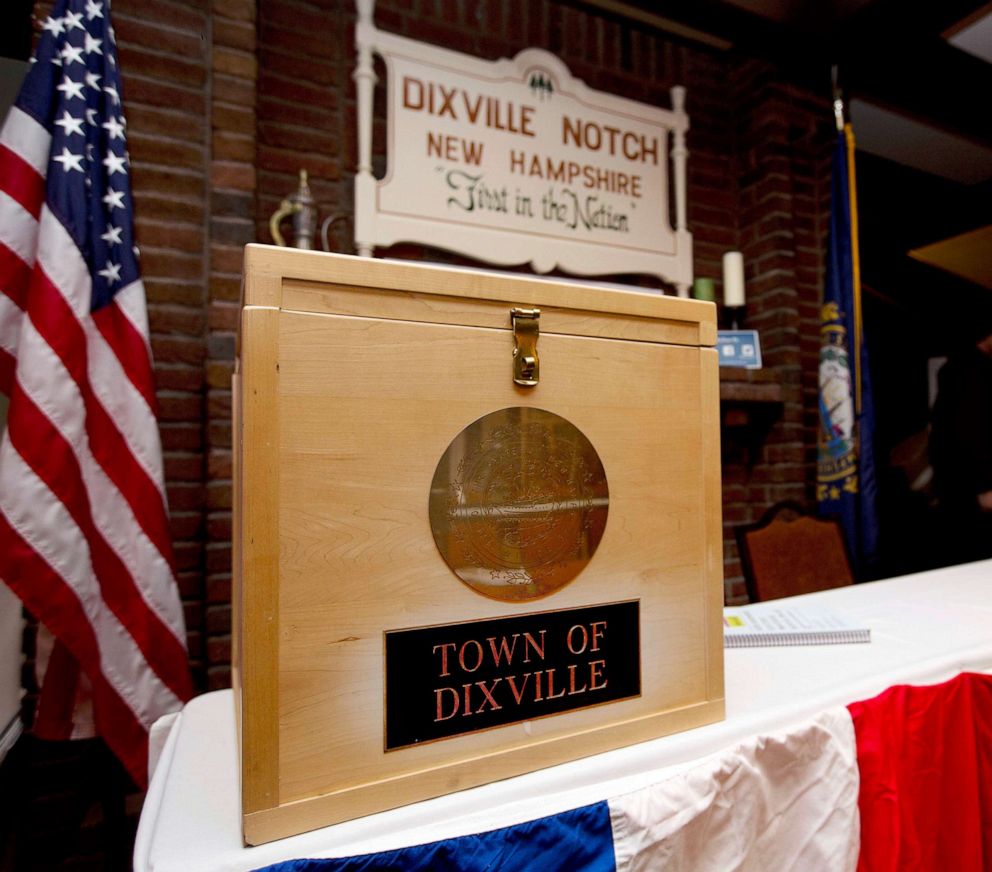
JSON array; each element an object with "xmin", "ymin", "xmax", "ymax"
[{"xmin": 722, "ymin": 251, "xmax": 745, "ymax": 307}]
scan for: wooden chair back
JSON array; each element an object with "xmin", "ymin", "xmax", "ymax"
[{"xmin": 735, "ymin": 501, "xmax": 855, "ymax": 602}]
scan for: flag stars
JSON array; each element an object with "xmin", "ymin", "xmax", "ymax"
[
  {"xmin": 101, "ymin": 224, "xmax": 123, "ymax": 245},
  {"xmin": 53, "ymin": 147, "xmax": 84, "ymax": 173},
  {"xmin": 102, "ymin": 188, "xmax": 125, "ymax": 209},
  {"xmin": 85, "ymin": 108, "xmax": 98, "ymax": 127},
  {"xmin": 102, "ymin": 116, "xmax": 124, "ymax": 140},
  {"xmin": 103, "ymin": 84, "xmax": 120, "ymax": 106},
  {"xmin": 61, "ymin": 43, "xmax": 84, "ymax": 66},
  {"xmin": 54, "ymin": 110, "xmax": 84, "ymax": 137},
  {"xmin": 84, "ymin": 32, "xmax": 102, "ymax": 55},
  {"xmin": 85, "ymin": 71, "xmax": 101, "ymax": 91},
  {"xmin": 97, "ymin": 260, "xmax": 122, "ymax": 285},
  {"xmin": 64, "ymin": 10, "xmax": 85, "ymax": 31},
  {"xmin": 57, "ymin": 76, "xmax": 85, "ymax": 101},
  {"xmin": 103, "ymin": 152, "xmax": 127, "ymax": 176},
  {"xmin": 85, "ymin": 0, "xmax": 104, "ymax": 20},
  {"xmin": 42, "ymin": 16, "xmax": 66, "ymax": 36}
]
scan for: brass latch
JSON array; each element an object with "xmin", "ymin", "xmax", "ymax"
[{"xmin": 511, "ymin": 307, "xmax": 540, "ymax": 386}]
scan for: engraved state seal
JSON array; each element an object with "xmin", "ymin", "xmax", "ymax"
[{"xmin": 429, "ymin": 407, "xmax": 608, "ymax": 601}]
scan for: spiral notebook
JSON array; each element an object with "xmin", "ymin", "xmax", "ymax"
[{"xmin": 723, "ymin": 605, "xmax": 870, "ymax": 648}]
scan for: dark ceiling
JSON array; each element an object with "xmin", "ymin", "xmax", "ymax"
[{"xmin": 606, "ymin": 0, "xmax": 992, "ymax": 148}]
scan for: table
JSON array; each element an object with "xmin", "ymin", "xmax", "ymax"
[{"xmin": 134, "ymin": 559, "xmax": 992, "ymax": 871}]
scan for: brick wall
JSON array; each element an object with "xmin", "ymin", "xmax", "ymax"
[
  {"xmin": 111, "ymin": 0, "xmax": 212, "ymax": 680},
  {"xmin": 6, "ymin": 1, "xmax": 836, "ymax": 865},
  {"xmin": 28, "ymin": 0, "xmax": 834, "ymax": 717},
  {"xmin": 201, "ymin": 0, "xmax": 833, "ymax": 683}
]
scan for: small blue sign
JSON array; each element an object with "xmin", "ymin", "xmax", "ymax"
[{"xmin": 717, "ymin": 330, "xmax": 762, "ymax": 368}]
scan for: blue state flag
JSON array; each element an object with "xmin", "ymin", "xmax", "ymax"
[{"xmin": 817, "ymin": 123, "xmax": 879, "ymax": 576}]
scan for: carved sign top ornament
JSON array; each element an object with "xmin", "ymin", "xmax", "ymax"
[{"xmin": 353, "ymin": 0, "xmax": 692, "ymax": 293}]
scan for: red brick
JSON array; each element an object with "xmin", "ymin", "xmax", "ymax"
[
  {"xmin": 208, "ymin": 512, "xmax": 232, "ymax": 540},
  {"xmin": 206, "ymin": 545, "xmax": 231, "ymax": 573},
  {"xmin": 258, "ymin": 68, "xmax": 337, "ymax": 110},
  {"xmin": 119, "ymin": 45, "xmax": 207, "ymax": 89},
  {"xmin": 135, "ymin": 195, "xmax": 206, "ymax": 226},
  {"xmin": 207, "ymin": 481, "xmax": 232, "ymax": 510},
  {"xmin": 158, "ymin": 393, "xmax": 204, "ymax": 422},
  {"xmin": 214, "ymin": 18, "xmax": 256, "ymax": 52},
  {"xmin": 206, "ymin": 604, "xmax": 232, "ymax": 634},
  {"xmin": 115, "ymin": 17, "xmax": 207, "ymax": 60},
  {"xmin": 135, "ymin": 220, "xmax": 204, "ymax": 255},
  {"xmin": 206, "ymin": 360, "xmax": 235, "ymax": 389},
  {"xmin": 174, "ymin": 541, "xmax": 202, "ymax": 571},
  {"xmin": 146, "ymin": 278, "xmax": 206, "ymax": 307},
  {"xmin": 213, "ymin": 45, "xmax": 257, "ymax": 78},
  {"xmin": 258, "ymin": 48, "xmax": 336, "ymax": 86},
  {"xmin": 256, "ymin": 146, "xmax": 339, "ymax": 180},
  {"xmin": 170, "ymin": 512, "xmax": 203, "ymax": 540},
  {"xmin": 183, "ymin": 602, "xmax": 203, "ymax": 631},
  {"xmin": 261, "ymin": 3, "xmax": 337, "ymax": 40},
  {"xmin": 143, "ymin": 249, "xmax": 204, "ymax": 282},
  {"xmin": 208, "ymin": 390, "xmax": 232, "ymax": 417},
  {"xmin": 213, "ymin": 131, "xmax": 255, "ymax": 163},
  {"xmin": 207, "ymin": 667, "xmax": 233, "ymax": 691},
  {"xmin": 209, "ymin": 301, "xmax": 239, "ymax": 331},
  {"xmin": 208, "ymin": 420, "xmax": 232, "ymax": 449},
  {"xmin": 176, "ymin": 571, "xmax": 202, "ymax": 599},
  {"xmin": 257, "ymin": 95, "xmax": 335, "ymax": 130},
  {"xmin": 167, "ymin": 482, "xmax": 204, "ymax": 511},
  {"xmin": 124, "ymin": 75, "xmax": 207, "ymax": 114},
  {"xmin": 160, "ymin": 423, "xmax": 203, "ymax": 451},
  {"xmin": 212, "ymin": 73, "xmax": 256, "ymax": 106},
  {"xmin": 127, "ymin": 104, "xmax": 206, "ymax": 144},
  {"xmin": 207, "ymin": 634, "xmax": 231, "ymax": 664},
  {"xmin": 258, "ymin": 21, "xmax": 332, "ymax": 58},
  {"xmin": 212, "ymin": 103, "xmax": 255, "ymax": 136},
  {"xmin": 152, "ymin": 335, "xmax": 206, "ymax": 366},
  {"xmin": 210, "ymin": 244, "xmax": 245, "ymax": 274},
  {"xmin": 210, "ymin": 276, "xmax": 242, "ymax": 303},
  {"xmin": 131, "ymin": 165, "xmax": 205, "ymax": 202},
  {"xmin": 148, "ymin": 304, "xmax": 207, "ymax": 335},
  {"xmin": 214, "ymin": 0, "xmax": 255, "ymax": 21},
  {"xmin": 210, "ymin": 161, "xmax": 256, "ymax": 191},
  {"xmin": 207, "ymin": 575, "xmax": 231, "ymax": 603},
  {"xmin": 208, "ymin": 442, "xmax": 232, "ymax": 472}
]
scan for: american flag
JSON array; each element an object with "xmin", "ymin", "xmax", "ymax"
[{"xmin": 0, "ymin": 0, "xmax": 192, "ymax": 787}]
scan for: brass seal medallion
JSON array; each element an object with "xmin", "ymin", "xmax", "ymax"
[{"xmin": 429, "ymin": 407, "xmax": 608, "ymax": 601}]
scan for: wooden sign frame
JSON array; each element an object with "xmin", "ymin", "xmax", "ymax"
[{"xmin": 353, "ymin": 0, "xmax": 693, "ymax": 293}]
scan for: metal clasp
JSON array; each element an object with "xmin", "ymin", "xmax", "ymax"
[{"xmin": 511, "ymin": 307, "xmax": 540, "ymax": 387}]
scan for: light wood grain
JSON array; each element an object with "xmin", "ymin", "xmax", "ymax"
[
  {"xmin": 235, "ymin": 247, "xmax": 724, "ymax": 844},
  {"xmin": 238, "ymin": 306, "xmax": 281, "ymax": 814},
  {"xmin": 281, "ymin": 280, "xmax": 708, "ymax": 347},
  {"xmin": 244, "ymin": 697, "xmax": 724, "ymax": 846},
  {"xmin": 243, "ymin": 244, "xmax": 716, "ymax": 338}
]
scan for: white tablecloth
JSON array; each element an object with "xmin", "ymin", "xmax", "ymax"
[{"xmin": 134, "ymin": 559, "xmax": 992, "ymax": 872}]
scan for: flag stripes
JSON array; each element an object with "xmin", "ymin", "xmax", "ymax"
[
  {"xmin": 0, "ymin": 511, "xmax": 155, "ymax": 780},
  {"xmin": 0, "ymin": 0, "xmax": 191, "ymax": 786},
  {"xmin": 0, "ymin": 145, "xmax": 45, "ymax": 219}
]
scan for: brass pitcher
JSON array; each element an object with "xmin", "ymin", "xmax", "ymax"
[{"xmin": 269, "ymin": 169, "xmax": 318, "ymax": 249}]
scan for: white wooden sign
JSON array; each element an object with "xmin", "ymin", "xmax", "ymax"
[{"xmin": 354, "ymin": 1, "xmax": 693, "ymax": 294}]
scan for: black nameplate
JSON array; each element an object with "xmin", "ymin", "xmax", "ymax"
[{"xmin": 384, "ymin": 601, "xmax": 640, "ymax": 750}]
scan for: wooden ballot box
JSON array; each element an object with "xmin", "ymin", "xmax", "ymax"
[{"xmin": 233, "ymin": 245, "xmax": 724, "ymax": 845}]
